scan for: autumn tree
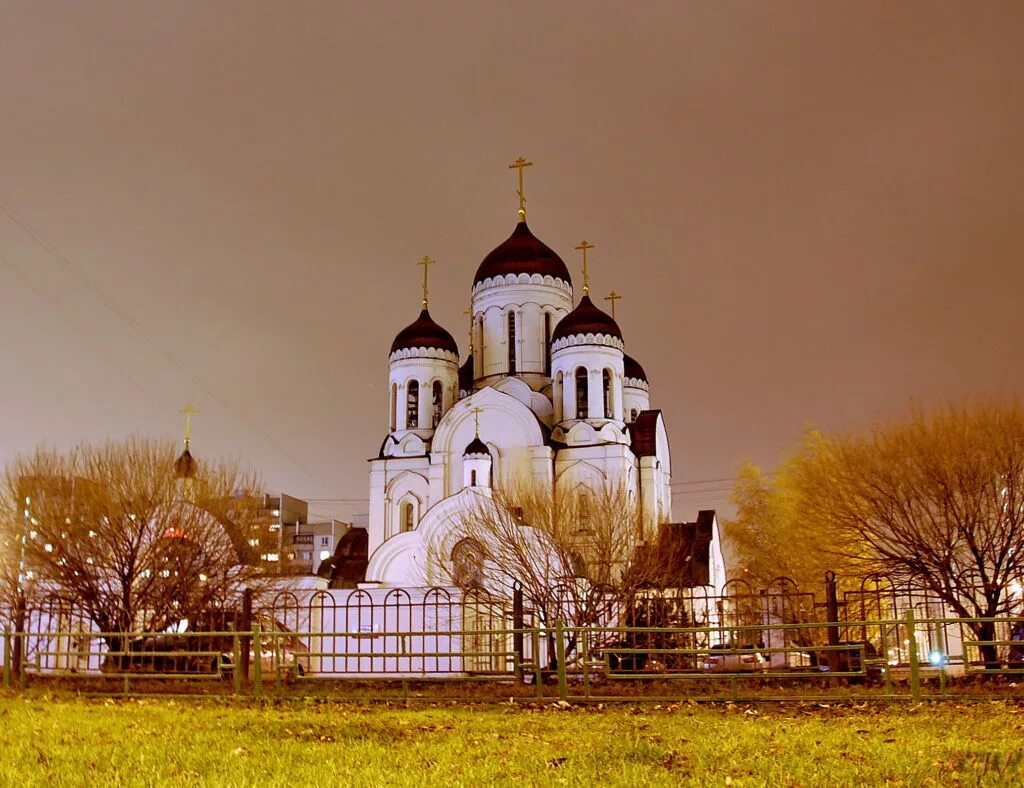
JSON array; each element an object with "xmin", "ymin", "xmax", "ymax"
[
  {"xmin": 0, "ymin": 437, "xmax": 269, "ymax": 650},
  {"xmin": 427, "ymin": 482, "xmax": 674, "ymax": 667},
  {"xmin": 789, "ymin": 400, "xmax": 1024, "ymax": 666},
  {"xmin": 724, "ymin": 456, "xmax": 858, "ymax": 593}
]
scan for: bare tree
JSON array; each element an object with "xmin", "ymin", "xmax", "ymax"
[
  {"xmin": 1, "ymin": 437, "xmax": 270, "ymax": 658},
  {"xmin": 790, "ymin": 399, "xmax": 1024, "ymax": 666},
  {"xmin": 427, "ymin": 482, "xmax": 673, "ymax": 668}
]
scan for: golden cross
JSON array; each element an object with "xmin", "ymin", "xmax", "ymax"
[
  {"xmin": 574, "ymin": 240, "xmax": 594, "ymax": 296},
  {"xmin": 507, "ymin": 156, "xmax": 533, "ymax": 220},
  {"xmin": 604, "ymin": 291, "xmax": 622, "ymax": 319},
  {"xmin": 180, "ymin": 405, "xmax": 199, "ymax": 449},
  {"xmin": 470, "ymin": 406, "xmax": 484, "ymax": 436},
  {"xmin": 417, "ymin": 256, "xmax": 435, "ymax": 308},
  {"xmin": 464, "ymin": 307, "xmax": 474, "ymax": 352}
]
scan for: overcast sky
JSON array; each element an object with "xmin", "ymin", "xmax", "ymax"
[{"xmin": 1, "ymin": 1, "xmax": 1022, "ymax": 522}]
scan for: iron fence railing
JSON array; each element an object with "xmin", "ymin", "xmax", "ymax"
[{"xmin": 4, "ymin": 611, "xmax": 1024, "ymax": 702}]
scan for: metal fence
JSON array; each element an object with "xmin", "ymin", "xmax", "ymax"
[{"xmin": 4, "ymin": 583, "xmax": 1024, "ymax": 702}]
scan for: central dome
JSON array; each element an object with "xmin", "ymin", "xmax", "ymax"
[{"xmin": 474, "ymin": 221, "xmax": 572, "ymax": 286}]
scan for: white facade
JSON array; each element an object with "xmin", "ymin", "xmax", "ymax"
[{"xmin": 364, "ymin": 216, "xmax": 692, "ymax": 588}]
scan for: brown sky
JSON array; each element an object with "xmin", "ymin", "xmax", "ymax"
[{"xmin": 1, "ymin": 1, "xmax": 1022, "ymax": 521}]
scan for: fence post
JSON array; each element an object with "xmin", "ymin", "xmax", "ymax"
[
  {"xmin": 3, "ymin": 627, "xmax": 11, "ymax": 688},
  {"xmin": 532, "ymin": 628, "xmax": 543, "ymax": 699},
  {"xmin": 512, "ymin": 585, "xmax": 524, "ymax": 681},
  {"xmin": 252, "ymin": 623, "xmax": 263, "ymax": 699},
  {"xmin": 555, "ymin": 620, "xmax": 568, "ymax": 702},
  {"xmin": 240, "ymin": 587, "xmax": 253, "ymax": 684},
  {"xmin": 233, "ymin": 634, "xmax": 241, "ymax": 696},
  {"xmin": 905, "ymin": 609, "xmax": 921, "ymax": 701},
  {"xmin": 824, "ymin": 571, "xmax": 841, "ymax": 675}
]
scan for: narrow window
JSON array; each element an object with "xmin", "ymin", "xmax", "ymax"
[
  {"xmin": 432, "ymin": 380, "xmax": 443, "ymax": 427},
  {"xmin": 544, "ymin": 312, "xmax": 552, "ymax": 376},
  {"xmin": 603, "ymin": 369, "xmax": 612, "ymax": 419},
  {"xmin": 406, "ymin": 381, "xmax": 419, "ymax": 428},
  {"xmin": 389, "ymin": 383, "xmax": 397, "ymax": 431},
  {"xmin": 575, "ymin": 367, "xmax": 589, "ymax": 419},
  {"xmin": 477, "ymin": 316, "xmax": 485, "ymax": 374},
  {"xmin": 554, "ymin": 371, "xmax": 563, "ymax": 422},
  {"xmin": 507, "ymin": 312, "xmax": 517, "ymax": 374},
  {"xmin": 470, "ymin": 469, "xmax": 477, "ymax": 487},
  {"xmin": 578, "ymin": 494, "xmax": 590, "ymax": 533},
  {"xmin": 401, "ymin": 502, "xmax": 414, "ymax": 533},
  {"xmin": 630, "ymin": 408, "xmax": 639, "ymax": 423}
]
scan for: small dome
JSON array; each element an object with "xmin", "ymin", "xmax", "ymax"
[
  {"xmin": 474, "ymin": 221, "xmax": 572, "ymax": 286},
  {"xmin": 624, "ymin": 354, "xmax": 648, "ymax": 383},
  {"xmin": 174, "ymin": 448, "xmax": 197, "ymax": 479},
  {"xmin": 463, "ymin": 436, "xmax": 490, "ymax": 457},
  {"xmin": 551, "ymin": 295, "xmax": 623, "ymax": 344},
  {"xmin": 390, "ymin": 308, "xmax": 459, "ymax": 356}
]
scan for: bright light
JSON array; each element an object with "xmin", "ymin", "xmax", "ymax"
[
  {"xmin": 44, "ymin": 543, "xmax": 53, "ymax": 553},
  {"xmin": 930, "ymin": 652, "xmax": 946, "ymax": 667},
  {"xmin": 271, "ymin": 509, "xmax": 281, "ymax": 517},
  {"xmin": 319, "ymin": 550, "xmax": 331, "ymax": 561},
  {"xmin": 1009, "ymin": 581, "xmax": 1023, "ymax": 600},
  {"xmin": 199, "ymin": 573, "xmax": 208, "ymax": 582}
]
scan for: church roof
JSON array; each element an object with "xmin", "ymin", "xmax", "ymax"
[
  {"xmin": 390, "ymin": 308, "xmax": 459, "ymax": 356},
  {"xmin": 627, "ymin": 409, "xmax": 662, "ymax": 457},
  {"xmin": 551, "ymin": 295, "xmax": 623, "ymax": 344},
  {"xmin": 637, "ymin": 511, "xmax": 716, "ymax": 588},
  {"xmin": 458, "ymin": 354, "xmax": 473, "ymax": 392},
  {"xmin": 624, "ymin": 354, "xmax": 648, "ymax": 383},
  {"xmin": 474, "ymin": 221, "xmax": 572, "ymax": 286},
  {"xmin": 463, "ymin": 436, "xmax": 490, "ymax": 456}
]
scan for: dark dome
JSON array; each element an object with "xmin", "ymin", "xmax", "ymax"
[
  {"xmin": 474, "ymin": 221, "xmax": 572, "ymax": 286},
  {"xmin": 463, "ymin": 436, "xmax": 490, "ymax": 456},
  {"xmin": 551, "ymin": 295, "xmax": 623, "ymax": 344},
  {"xmin": 624, "ymin": 354, "xmax": 648, "ymax": 383},
  {"xmin": 174, "ymin": 447, "xmax": 197, "ymax": 479},
  {"xmin": 390, "ymin": 308, "xmax": 459, "ymax": 356}
]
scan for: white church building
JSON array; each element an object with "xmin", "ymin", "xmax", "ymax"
[{"xmin": 359, "ymin": 171, "xmax": 724, "ymax": 594}]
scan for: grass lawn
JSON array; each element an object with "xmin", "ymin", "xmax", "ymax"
[{"xmin": 1, "ymin": 694, "xmax": 1022, "ymax": 786}]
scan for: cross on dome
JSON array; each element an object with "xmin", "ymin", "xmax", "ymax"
[
  {"xmin": 574, "ymin": 240, "xmax": 594, "ymax": 296},
  {"xmin": 507, "ymin": 156, "xmax": 533, "ymax": 221}
]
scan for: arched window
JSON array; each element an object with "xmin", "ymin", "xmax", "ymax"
[
  {"xmin": 554, "ymin": 371, "xmax": 563, "ymax": 422},
  {"xmin": 544, "ymin": 312, "xmax": 552, "ymax": 376},
  {"xmin": 432, "ymin": 380, "xmax": 443, "ymax": 427},
  {"xmin": 507, "ymin": 312, "xmax": 517, "ymax": 374},
  {"xmin": 575, "ymin": 367, "xmax": 589, "ymax": 419},
  {"xmin": 406, "ymin": 381, "xmax": 419, "ymax": 428},
  {"xmin": 389, "ymin": 383, "xmax": 397, "ymax": 431},
  {"xmin": 603, "ymin": 369, "xmax": 612, "ymax": 419},
  {"xmin": 630, "ymin": 407, "xmax": 639, "ymax": 423},
  {"xmin": 401, "ymin": 501, "xmax": 414, "ymax": 533},
  {"xmin": 470, "ymin": 469, "xmax": 477, "ymax": 487},
  {"xmin": 578, "ymin": 493, "xmax": 591, "ymax": 533}
]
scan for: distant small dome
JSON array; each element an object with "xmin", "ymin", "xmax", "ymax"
[
  {"xmin": 551, "ymin": 295, "xmax": 623, "ymax": 344},
  {"xmin": 463, "ymin": 436, "xmax": 490, "ymax": 457},
  {"xmin": 390, "ymin": 308, "xmax": 459, "ymax": 356},
  {"xmin": 624, "ymin": 354, "xmax": 648, "ymax": 384},
  {"xmin": 474, "ymin": 221, "xmax": 572, "ymax": 286},
  {"xmin": 174, "ymin": 447, "xmax": 197, "ymax": 479}
]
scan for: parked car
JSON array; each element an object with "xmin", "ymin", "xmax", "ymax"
[
  {"xmin": 700, "ymin": 643, "xmax": 767, "ymax": 673},
  {"xmin": 101, "ymin": 616, "xmax": 309, "ymax": 677}
]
